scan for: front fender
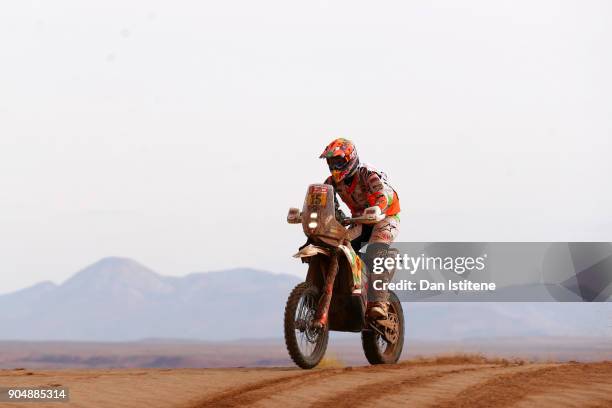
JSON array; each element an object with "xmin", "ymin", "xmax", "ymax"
[{"xmin": 293, "ymin": 244, "xmax": 330, "ymax": 258}]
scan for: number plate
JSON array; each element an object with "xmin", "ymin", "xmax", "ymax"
[{"xmin": 307, "ymin": 186, "xmax": 328, "ymax": 207}]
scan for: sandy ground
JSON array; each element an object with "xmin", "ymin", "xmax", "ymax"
[{"xmin": 1, "ymin": 359, "xmax": 611, "ymax": 408}]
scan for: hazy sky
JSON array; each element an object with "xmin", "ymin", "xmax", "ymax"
[{"xmin": 1, "ymin": 1, "xmax": 611, "ymax": 293}]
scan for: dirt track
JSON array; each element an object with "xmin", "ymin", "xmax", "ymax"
[{"xmin": 2, "ymin": 360, "xmax": 611, "ymax": 407}]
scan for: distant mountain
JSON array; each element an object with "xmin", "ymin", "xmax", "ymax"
[
  {"xmin": 0, "ymin": 257, "xmax": 609, "ymax": 341},
  {"xmin": 0, "ymin": 257, "xmax": 300, "ymax": 341}
]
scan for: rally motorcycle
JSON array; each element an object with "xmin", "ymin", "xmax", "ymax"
[{"xmin": 284, "ymin": 184, "xmax": 404, "ymax": 369}]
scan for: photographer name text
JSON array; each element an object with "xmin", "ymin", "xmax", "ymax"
[{"xmin": 373, "ymin": 279, "xmax": 496, "ymax": 292}]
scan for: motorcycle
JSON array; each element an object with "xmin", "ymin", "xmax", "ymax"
[{"xmin": 284, "ymin": 183, "xmax": 404, "ymax": 369}]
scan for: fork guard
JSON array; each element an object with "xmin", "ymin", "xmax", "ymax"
[{"xmin": 313, "ymin": 249, "xmax": 339, "ymax": 327}]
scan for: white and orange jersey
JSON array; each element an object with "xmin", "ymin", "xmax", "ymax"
[{"xmin": 325, "ymin": 163, "xmax": 400, "ymax": 217}]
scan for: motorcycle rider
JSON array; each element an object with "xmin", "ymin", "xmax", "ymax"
[{"xmin": 320, "ymin": 138, "xmax": 400, "ymax": 319}]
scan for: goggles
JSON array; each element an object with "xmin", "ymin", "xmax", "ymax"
[{"xmin": 327, "ymin": 156, "xmax": 348, "ymax": 171}]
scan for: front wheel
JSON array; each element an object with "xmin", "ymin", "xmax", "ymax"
[
  {"xmin": 361, "ymin": 291, "xmax": 404, "ymax": 365},
  {"xmin": 284, "ymin": 282, "xmax": 329, "ymax": 369}
]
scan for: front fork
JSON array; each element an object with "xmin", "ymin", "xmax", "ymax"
[{"xmin": 313, "ymin": 249, "xmax": 338, "ymax": 328}]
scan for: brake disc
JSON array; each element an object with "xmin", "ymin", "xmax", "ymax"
[{"xmin": 384, "ymin": 313, "xmax": 399, "ymax": 344}]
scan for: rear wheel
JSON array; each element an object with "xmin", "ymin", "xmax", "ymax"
[
  {"xmin": 284, "ymin": 282, "xmax": 329, "ymax": 369},
  {"xmin": 361, "ymin": 291, "xmax": 404, "ymax": 365}
]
